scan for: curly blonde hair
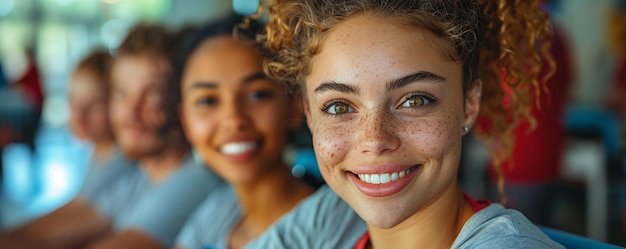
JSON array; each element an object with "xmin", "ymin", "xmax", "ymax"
[{"xmin": 261, "ymin": 0, "xmax": 553, "ymax": 201}]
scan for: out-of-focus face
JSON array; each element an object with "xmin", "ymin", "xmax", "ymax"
[
  {"xmin": 68, "ymin": 69, "xmax": 112, "ymax": 142},
  {"xmin": 180, "ymin": 36, "xmax": 298, "ymax": 185},
  {"xmin": 110, "ymin": 54, "xmax": 170, "ymax": 159},
  {"xmin": 304, "ymin": 14, "xmax": 480, "ymax": 229}
]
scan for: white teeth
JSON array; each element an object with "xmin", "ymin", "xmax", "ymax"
[
  {"xmin": 220, "ymin": 142, "xmax": 257, "ymax": 155},
  {"xmin": 391, "ymin": 172, "xmax": 398, "ymax": 181},
  {"xmin": 370, "ymin": 174, "xmax": 380, "ymax": 184},
  {"xmin": 380, "ymin": 173, "xmax": 390, "ymax": 184},
  {"xmin": 357, "ymin": 167, "xmax": 415, "ymax": 184}
]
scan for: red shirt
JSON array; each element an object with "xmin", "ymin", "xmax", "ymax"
[{"xmin": 354, "ymin": 194, "xmax": 490, "ymax": 249}]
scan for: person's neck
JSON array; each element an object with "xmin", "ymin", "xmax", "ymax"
[
  {"xmin": 368, "ymin": 184, "xmax": 474, "ymax": 249},
  {"xmin": 91, "ymin": 139, "xmax": 116, "ymax": 162},
  {"xmin": 231, "ymin": 162, "xmax": 314, "ymax": 246},
  {"xmin": 138, "ymin": 147, "xmax": 189, "ymax": 184}
]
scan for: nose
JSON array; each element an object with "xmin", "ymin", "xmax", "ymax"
[
  {"xmin": 220, "ymin": 96, "xmax": 250, "ymax": 132},
  {"xmin": 127, "ymin": 97, "xmax": 143, "ymax": 122},
  {"xmin": 69, "ymin": 106, "xmax": 88, "ymax": 129},
  {"xmin": 355, "ymin": 109, "xmax": 400, "ymax": 155}
]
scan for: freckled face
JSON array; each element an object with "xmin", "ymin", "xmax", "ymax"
[
  {"xmin": 180, "ymin": 37, "xmax": 296, "ymax": 185},
  {"xmin": 304, "ymin": 14, "xmax": 475, "ymax": 229}
]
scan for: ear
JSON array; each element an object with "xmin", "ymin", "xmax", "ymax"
[{"xmin": 463, "ymin": 80, "xmax": 482, "ymax": 134}]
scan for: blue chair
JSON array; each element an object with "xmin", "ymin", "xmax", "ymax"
[
  {"xmin": 291, "ymin": 148, "xmax": 324, "ymax": 188},
  {"xmin": 562, "ymin": 105, "xmax": 625, "ymax": 241},
  {"xmin": 539, "ymin": 226, "xmax": 624, "ymax": 249},
  {"xmin": 233, "ymin": 0, "xmax": 262, "ymax": 16}
]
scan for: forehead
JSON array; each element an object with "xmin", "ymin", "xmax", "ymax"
[
  {"xmin": 70, "ymin": 70, "xmax": 105, "ymax": 94},
  {"xmin": 185, "ymin": 37, "xmax": 262, "ymax": 78},
  {"xmin": 111, "ymin": 54, "xmax": 168, "ymax": 89},
  {"xmin": 308, "ymin": 14, "xmax": 459, "ymax": 86}
]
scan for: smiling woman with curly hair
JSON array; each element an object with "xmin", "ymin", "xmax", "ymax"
[{"xmin": 247, "ymin": 0, "xmax": 563, "ymax": 248}]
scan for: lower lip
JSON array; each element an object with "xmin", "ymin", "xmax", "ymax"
[
  {"xmin": 348, "ymin": 166, "xmax": 421, "ymax": 197},
  {"xmin": 221, "ymin": 149, "xmax": 258, "ymax": 163}
]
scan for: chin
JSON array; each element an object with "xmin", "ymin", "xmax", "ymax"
[
  {"xmin": 353, "ymin": 201, "xmax": 410, "ymax": 229},
  {"xmin": 120, "ymin": 144, "xmax": 159, "ymax": 160}
]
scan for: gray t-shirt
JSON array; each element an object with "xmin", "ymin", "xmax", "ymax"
[
  {"xmin": 79, "ymin": 148, "xmax": 135, "ymax": 203},
  {"xmin": 245, "ymin": 185, "xmax": 367, "ymax": 249},
  {"xmin": 451, "ymin": 204, "xmax": 564, "ymax": 249},
  {"xmin": 93, "ymin": 154, "xmax": 222, "ymax": 248},
  {"xmin": 175, "ymin": 184, "xmax": 240, "ymax": 249},
  {"xmin": 248, "ymin": 190, "xmax": 562, "ymax": 249}
]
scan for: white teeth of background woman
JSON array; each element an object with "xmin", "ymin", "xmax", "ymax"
[
  {"xmin": 220, "ymin": 142, "xmax": 257, "ymax": 155},
  {"xmin": 358, "ymin": 168, "xmax": 413, "ymax": 184}
]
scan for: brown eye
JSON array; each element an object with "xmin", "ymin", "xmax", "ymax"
[
  {"xmin": 323, "ymin": 101, "xmax": 354, "ymax": 115},
  {"xmin": 405, "ymin": 96, "xmax": 424, "ymax": 107},
  {"xmin": 400, "ymin": 94, "xmax": 436, "ymax": 109},
  {"xmin": 333, "ymin": 103, "xmax": 349, "ymax": 114}
]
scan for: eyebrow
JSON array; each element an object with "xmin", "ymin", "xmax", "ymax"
[
  {"xmin": 186, "ymin": 82, "xmax": 217, "ymax": 92},
  {"xmin": 185, "ymin": 72, "xmax": 267, "ymax": 92},
  {"xmin": 314, "ymin": 82, "xmax": 359, "ymax": 94},
  {"xmin": 386, "ymin": 71, "xmax": 446, "ymax": 91},
  {"xmin": 241, "ymin": 72, "xmax": 267, "ymax": 85},
  {"xmin": 313, "ymin": 71, "xmax": 445, "ymax": 95}
]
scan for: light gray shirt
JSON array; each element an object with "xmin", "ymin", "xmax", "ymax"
[
  {"xmin": 79, "ymin": 147, "xmax": 135, "ymax": 204},
  {"xmin": 93, "ymin": 154, "xmax": 222, "ymax": 247},
  {"xmin": 245, "ymin": 185, "xmax": 367, "ymax": 249},
  {"xmin": 452, "ymin": 203, "xmax": 564, "ymax": 249},
  {"xmin": 248, "ymin": 189, "xmax": 562, "ymax": 249},
  {"xmin": 175, "ymin": 184, "xmax": 240, "ymax": 249}
]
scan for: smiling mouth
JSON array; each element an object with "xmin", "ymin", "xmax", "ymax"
[
  {"xmin": 354, "ymin": 166, "xmax": 418, "ymax": 184},
  {"xmin": 220, "ymin": 142, "xmax": 258, "ymax": 155}
]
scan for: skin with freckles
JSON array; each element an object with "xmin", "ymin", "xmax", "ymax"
[{"xmin": 304, "ymin": 14, "xmax": 481, "ymax": 248}]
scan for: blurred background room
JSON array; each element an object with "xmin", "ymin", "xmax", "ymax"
[{"xmin": 0, "ymin": 0, "xmax": 625, "ymax": 247}]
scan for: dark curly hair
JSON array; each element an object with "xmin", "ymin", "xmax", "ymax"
[{"xmin": 169, "ymin": 14, "xmax": 262, "ymax": 109}]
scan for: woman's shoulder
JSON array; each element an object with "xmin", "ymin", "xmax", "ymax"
[
  {"xmin": 452, "ymin": 204, "xmax": 565, "ymax": 249},
  {"xmin": 246, "ymin": 185, "xmax": 367, "ymax": 249}
]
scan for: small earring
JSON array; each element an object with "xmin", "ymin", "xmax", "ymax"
[{"xmin": 462, "ymin": 126, "xmax": 469, "ymax": 133}]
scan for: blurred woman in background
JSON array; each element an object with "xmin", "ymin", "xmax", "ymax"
[{"xmin": 172, "ymin": 15, "xmax": 314, "ymax": 249}]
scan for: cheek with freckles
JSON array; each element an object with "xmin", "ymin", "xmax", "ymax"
[
  {"xmin": 404, "ymin": 117, "xmax": 460, "ymax": 158},
  {"xmin": 310, "ymin": 120, "xmax": 352, "ymax": 179}
]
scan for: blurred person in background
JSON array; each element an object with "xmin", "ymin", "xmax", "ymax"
[
  {"xmin": 0, "ymin": 49, "xmax": 44, "ymax": 179},
  {"xmin": 171, "ymin": 15, "xmax": 315, "ymax": 249},
  {"xmin": 0, "ymin": 49, "xmax": 44, "ymax": 142},
  {"xmin": 67, "ymin": 50, "xmax": 135, "ymax": 202},
  {"xmin": 0, "ymin": 24, "xmax": 221, "ymax": 249},
  {"xmin": 0, "ymin": 49, "xmax": 134, "ymax": 248}
]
